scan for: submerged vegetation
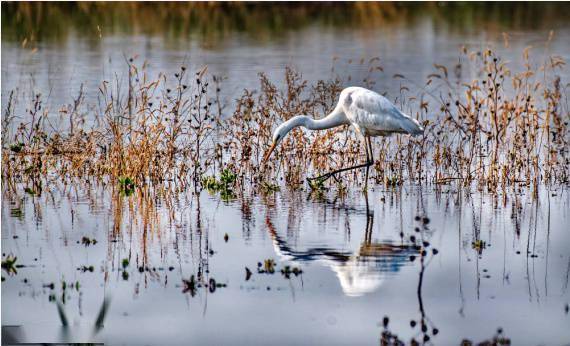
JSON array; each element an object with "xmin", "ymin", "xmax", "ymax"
[
  {"xmin": 2, "ymin": 43, "xmax": 568, "ymax": 197},
  {"xmin": 202, "ymin": 168, "xmax": 238, "ymax": 200}
]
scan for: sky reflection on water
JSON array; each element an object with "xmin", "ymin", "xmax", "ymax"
[
  {"xmin": 2, "ymin": 182, "xmax": 569, "ymax": 345},
  {"xmin": 2, "ymin": 19, "xmax": 570, "ymax": 121}
]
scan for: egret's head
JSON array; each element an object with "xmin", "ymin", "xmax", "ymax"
[
  {"xmin": 262, "ymin": 125, "xmax": 287, "ymax": 163},
  {"xmin": 263, "ymin": 116, "xmax": 309, "ymax": 163}
]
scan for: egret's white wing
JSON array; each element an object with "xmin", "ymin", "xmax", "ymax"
[{"xmin": 343, "ymin": 87, "xmax": 423, "ymax": 136}]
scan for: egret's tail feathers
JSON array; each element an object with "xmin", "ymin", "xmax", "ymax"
[{"xmin": 402, "ymin": 115, "xmax": 424, "ymax": 136}]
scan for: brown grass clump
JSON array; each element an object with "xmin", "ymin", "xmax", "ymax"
[
  {"xmin": 2, "ymin": 45, "xmax": 568, "ymax": 197},
  {"xmin": 422, "ymin": 44, "xmax": 568, "ymax": 193},
  {"xmin": 3, "ymin": 58, "xmax": 221, "ymax": 192}
]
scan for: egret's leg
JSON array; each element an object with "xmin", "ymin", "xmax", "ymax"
[
  {"xmin": 365, "ymin": 137, "xmax": 376, "ymax": 189},
  {"xmin": 307, "ymin": 137, "xmax": 374, "ymax": 186},
  {"xmin": 364, "ymin": 137, "xmax": 371, "ymax": 191},
  {"xmin": 367, "ymin": 136, "xmax": 374, "ymax": 165}
]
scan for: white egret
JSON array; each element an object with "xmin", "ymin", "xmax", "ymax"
[{"xmin": 263, "ymin": 86, "xmax": 424, "ymax": 188}]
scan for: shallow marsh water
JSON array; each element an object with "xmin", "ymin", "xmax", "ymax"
[
  {"xmin": 2, "ymin": 183, "xmax": 570, "ymax": 345},
  {"xmin": 2, "ymin": 16, "xmax": 570, "ymax": 116},
  {"xmin": 2, "ymin": 4, "xmax": 570, "ymax": 345}
]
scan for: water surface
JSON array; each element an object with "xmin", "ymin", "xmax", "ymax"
[
  {"xmin": 3, "ymin": 14, "xmax": 570, "ymax": 116},
  {"xmin": 2, "ymin": 184, "xmax": 569, "ymax": 344},
  {"xmin": 2, "ymin": 5, "xmax": 570, "ymax": 345}
]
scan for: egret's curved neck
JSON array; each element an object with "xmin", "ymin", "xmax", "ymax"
[{"xmin": 281, "ymin": 107, "xmax": 348, "ymax": 135}]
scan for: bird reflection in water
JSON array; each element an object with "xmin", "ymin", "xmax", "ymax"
[{"xmin": 265, "ymin": 192, "xmax": 420, "ymax": 297}]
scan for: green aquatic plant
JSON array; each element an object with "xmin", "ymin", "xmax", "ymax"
[
  {"xmin": 118, "ymin": 176, "xmax": 135, "ymax": 196},
  {"xmin": 1, "ymin": 255, "xmax": 18, "ymax": 275},
  {"xmin": 220, "ymin": 169, "xmax": 238, "ymax": 200},
  {"xmin": 260, "ymin": 181, "xmax": 280, "ymax": 194},
  {"xmin": 201, "ymin": 168, "xmax": 238, "ymax": 200},
  {"xmin": 9, "ymin": 142, "xmax": 24, "ymax": 153},
  {"xmin": 201, "ymin": 175, "xmax": 219, "ymax": 190},
  {"xmin": 308, "ymin": 177, "xmax": 326, "ymax": 191},
  {"xmin": 219, "ymin": 188, "xmax": 236, "ymax": 202},
  {"xmin": 201, "ymin": 169, "xmax": 237, "ymax": 191},
  {"xmin": 220, "ymin": 168, "xmax": 237, "ymax": 187},
  {"xmin": 307, "ymin": 178, "xmax": 329, "ymax": 201}
]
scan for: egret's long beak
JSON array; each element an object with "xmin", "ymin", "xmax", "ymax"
[{"xmin": 263, "ymin": 142, "xmax": 277, "ymax": 163}]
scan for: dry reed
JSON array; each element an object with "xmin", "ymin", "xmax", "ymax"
[{"xmin": 2, "ymin": 45, "xmax": 568, "ymax": 197}]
